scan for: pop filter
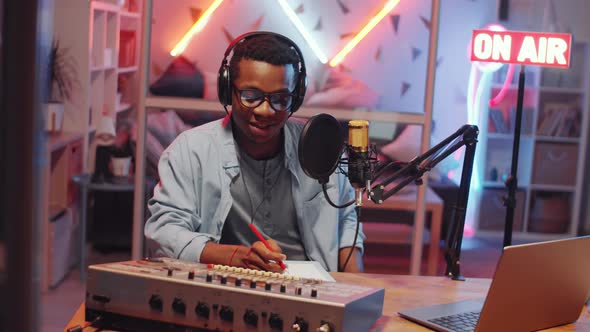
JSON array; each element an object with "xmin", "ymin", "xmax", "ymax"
[{"xmin": 298, "ymin": 113, "xmax": 344, "ymax": 184}]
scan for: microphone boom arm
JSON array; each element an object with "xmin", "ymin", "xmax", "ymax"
[{"xmin": 368, "ymin": 124, "xmax": 479, "ymax": 280}]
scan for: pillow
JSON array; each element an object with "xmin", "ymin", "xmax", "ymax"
[{"xmin": 150, "ymin": 56, "xmax": 204, "ymax": 98}]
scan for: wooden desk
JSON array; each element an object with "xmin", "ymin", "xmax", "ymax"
[
  {"xmin": 363, "ymin": 186, "xmax": 444, "ymax": 275},
  {"xmin": 64, "ymin": 273, "xmax": 590, "ymax": 331}
]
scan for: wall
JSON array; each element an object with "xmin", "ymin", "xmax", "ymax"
[{"xmin": 149, "ymin": 0, "xmax": 434, "ymax": 114}]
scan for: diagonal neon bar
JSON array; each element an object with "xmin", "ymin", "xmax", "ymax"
[
  {"xmin": 170, "ymin": 0, "xmax": 225, "ymax": 56},
  {"xmin": 276, "ymin": 0, "xmax": 328, "ymax": 64},
  {"xmin": 329, "ymin": 0, "xmax": 401, "ymax": 67}
]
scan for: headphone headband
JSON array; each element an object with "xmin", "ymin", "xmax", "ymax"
[{"xmin": 217, "ymin": 31, "xmax": 307, "ymax": 113}]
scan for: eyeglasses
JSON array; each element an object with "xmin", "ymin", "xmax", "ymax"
[{"xmin": 233, "ymin": 86, "xmax": 296, "ymax": 113}]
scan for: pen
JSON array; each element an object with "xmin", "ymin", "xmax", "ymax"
[{"xmin": 249, "ymin": 224, "xmax": 288, "ymax": 270}]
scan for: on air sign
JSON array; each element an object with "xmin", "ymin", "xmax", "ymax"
[{"xmin": 470, "ymin": 30, "xmax": 572, "ymax": 68}]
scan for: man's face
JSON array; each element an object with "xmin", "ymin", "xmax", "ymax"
[{"xmin": 231, "ymin": 59, "xmax": 297, "ymax": 145}]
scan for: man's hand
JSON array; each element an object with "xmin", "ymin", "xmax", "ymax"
[
  {"xmin": 240, "ymin": 239, "xmax": 286, "ymax": 272},
  {"xmin": 200, "ymin": 240, "xmax": 286, "ymax": 273}
]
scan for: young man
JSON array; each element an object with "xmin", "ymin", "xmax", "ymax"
[{"xmin": 145, "ymin": 32, "xmax": 364, "ymax": 272}]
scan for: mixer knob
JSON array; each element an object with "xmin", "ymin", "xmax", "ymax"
[
  {"xmin": 235, "ymin": 278, "xmax": 242, "ymax": 287},
  {"xmin": 250, "ymin": 279, "xmax": 257, "ymax": 289},
  {"xmin": 148, "ymin": 294, "xmax": 163, "ymax": 312},
  {"xmin": 295, "ymin": 287, "xmax": 302, "ymax": 295},
  {"xmin": 311, "ymin": 288, "xmax": 318, "ymax": 297},
  {"xmin": 219, "ymin": 305, "xmax": 234, "ymax": 322},
  {"xmin": 280, "ymin": 284, "xmax": 287, "ymax": 293},
  {"xmin": 166, "ymin": 268, "xmax": 173, "ymax": 277},
  {"xmin": 243, "ymin": 309, "xmax": 258, "ymax": 327},
  {"xmin": 172, "ymin": 298, "xmax": 186, "ymax": 315},
  {"xmin": 194, "ymin": 302, "xmax": 210, "ymax": 319},
  {"xmin": 265, "ymin": 283, "xmax": 272, "ymax": 291},
  {"xmin": 188, "ymin": 270, "xmax": 195, "ymax": 280},
  {"xmin": 206, "ymin": 273, "xmax": 213, "ymax": 282},
  {"xmin": 220, "ymin": 275, "xmax": 228, "ymax": 284},
  {"xmin": 292, "ymin": 316, "xmax": 308, "ymax": 332},
  {"xmin": 268, "ymin": 313, "xmax": 283, "ymax": 330}
]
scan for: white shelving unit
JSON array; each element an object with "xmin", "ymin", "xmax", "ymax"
[
  {"xmin": 43, "ymin": 0, "xmax": 143, "ymax": 290},
  {"xmin": 476, "ymin": 42, "xmax": 590, "ymax": 239}
]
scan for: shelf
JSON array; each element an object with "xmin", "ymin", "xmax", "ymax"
[
  {"xmin": 117, "ymin": 66, "xmax": 138, "ymax": 74},
  {"xmin": 486, "ymin": 133, "xmax": 534, "ymax": 140},
  {"xmin": 529, "ymin": 184, "xmax": 576, "ymax": 192},
  {"xmin": 91, "ymin": 65, "xmax": 117, "ymax": 72},
  {"xmin": 145, "ymin": 96, "xmax": 428, "ymax": 125},
  {"xmin": 46, "ymin": 131, "xmax": 84, "ymax": 152},
  {"xmin": 539, "ymin": 86, "xmax": 584, "ymax": 94},
  {"xmin": 482, "ymin": 181, "xmax": 505, "ymax": 188},
  {"xmin": 120, "ymin": 11, "xmax": 140, "ymax": 19},
  {"xmin": 534, "ymin": 136, "xmax": 579, "ymax": 143},
  {"xmin": 116, "ymin": 102, "xmax": 132, "ymax": 113}
]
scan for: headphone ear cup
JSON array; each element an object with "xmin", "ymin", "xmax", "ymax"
[
  {"xmin": 291, "ymin": 73, "xmax": 307, "ymax": 112},
  {"xmin": 217, "ymin": 64, "xmax": 232, "ymax": 106}
]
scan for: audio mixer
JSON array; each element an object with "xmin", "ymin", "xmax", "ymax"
[{"xmin": 86, "ymin": 257, "xmax": 384, "ymax": 331}]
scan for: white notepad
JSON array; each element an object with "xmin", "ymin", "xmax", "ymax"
[{"xmin": 283, "ymin": 260, "xmax": 335, "ymax": 282}]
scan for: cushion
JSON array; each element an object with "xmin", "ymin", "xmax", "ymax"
[{"xmin": 150, "ymin": 55, "xmax": 204, "ymax": 98}]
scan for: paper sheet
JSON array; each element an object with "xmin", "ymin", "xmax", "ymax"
[{"xmin": 283, "ymin": 260, "xmax": 335, "ymax": 282}]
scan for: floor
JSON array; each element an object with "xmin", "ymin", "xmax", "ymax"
[{"xmin": 42, "ymin": 235, "xmax": 510, "ymax": 331}]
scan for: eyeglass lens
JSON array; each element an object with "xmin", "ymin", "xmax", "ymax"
[{"xmin": 238, "ymin": 88, "xmax": 294, "ymax": 112}]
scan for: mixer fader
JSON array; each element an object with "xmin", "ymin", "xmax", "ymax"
[{"xmin": 86, "ymin": 257, "xmax": 384, "ymax": 331}]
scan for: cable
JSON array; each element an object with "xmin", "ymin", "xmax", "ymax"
[
  {"xmin": 341, "ymin": 205, "xmax": 361, "ymax": 271},
  {"xmin": 322, "ymin": 183, "xmax": 355, "ymax": 208}
]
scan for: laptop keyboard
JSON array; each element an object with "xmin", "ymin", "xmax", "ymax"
[{"xmin": 428, "ymin": 311, "xmax": 480, "ymax": 332}]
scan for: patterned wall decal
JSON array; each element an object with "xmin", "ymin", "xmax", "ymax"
[
  {"xmin": 419, "ymin": 15, "xmax": 431, "ymax": 30},
  {"xmin": 338, "ymin": 64, "xmax": 352, "ymax": 73},
  {"xmin": 339, "ymin": 32, "xmax": 356, "ymax": 39},
  {"xmin": 375, "ymin": 47, "xmax": 382, "ymax": 61},
  {"xmin": 390, "ymin": 14, "xmax": 400, "ymax": 34},
  {"xmin": 401, "ymin": 82, "xmax": 411, "ymax": 97},
  {"xmin": 314, "ymin": 18, "xmax": 323, "ymax": 31},
  {"xmin": 222, "ymin": 27, "xmax": 234, "ymax": 44},
  {"xmin": 190, "ymin": 7, "xmax": 203, "ymax": 23},
  {"xmin": 336, "ymin": 0, "xmax": 350, "ymax": 14},
  {"xmin": 295, "ymin": 4, "xmax": 304, "ymax": 14},
  {"xmin": 411, "ymin": 47, "xmax": 422, "ymax": 61},
  {"xmin": 251, "ymin": 15, "xmax": 264, "ymax": 31}
]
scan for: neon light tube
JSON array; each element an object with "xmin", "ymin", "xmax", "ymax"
[
  {"xmin": 329, "ymin": 0, "xmax": 401, "ymax": 67},
  {"xmin": 276, "ymin": 0, "xmax": 328, "ymax": 64},
  {"xmin": 170, "ymin": 0, "xmax": 224, "ymax": 56}
]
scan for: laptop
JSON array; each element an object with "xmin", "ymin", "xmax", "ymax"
[{"xmin": 398, "ymin": 236, "xmax": 590, "ymax": 332}]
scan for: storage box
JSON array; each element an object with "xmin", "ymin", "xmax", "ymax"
[
  {"xmin": 528, "ymin": 191, "xmax": 571, "ymax": 233},
  {"xmin": 478, "ymin": 188, "xmax": 525, "ymax": 231},
  {"xmin": 532, "ymin": 143, "xmax": 578, "ymax": 186},
  {"xmin": 48, "ymin": 207, "xmax": 80, "ymax": 288}
]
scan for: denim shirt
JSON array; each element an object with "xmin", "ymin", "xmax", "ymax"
[{"xmin": 145, "ymin": 118, "xmax": 365, "ymax": 272}]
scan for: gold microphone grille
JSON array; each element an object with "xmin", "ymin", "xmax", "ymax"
[{"xmin": 348, "ymin": 120, "xmax": 369, "ymax": 153}]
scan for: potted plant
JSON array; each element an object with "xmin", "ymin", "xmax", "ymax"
[{"xmin": 43, "ymin": 39, "xmax": 78, "ymax": 133}]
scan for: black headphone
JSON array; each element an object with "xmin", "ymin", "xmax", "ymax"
[{"xmin": 217, "ymin": 31, "xmax": 307, "ymax": 113}]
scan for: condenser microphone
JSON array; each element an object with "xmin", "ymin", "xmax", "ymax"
[{"xmin": 347, "ymin": 120, "xmax": 371, "ymax": 206}]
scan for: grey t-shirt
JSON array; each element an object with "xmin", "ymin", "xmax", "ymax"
[{"xmin": 220, "ymin": 146, "xmax": 308, "ymax": 261}]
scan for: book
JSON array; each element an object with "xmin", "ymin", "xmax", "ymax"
[
  {"xmin": 489, "ymin": 109, "xmax": 509, "ymax": 133},
  {"xmin": 284, "ymin": 260, "xmax": 336, "ymax": 282}
]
